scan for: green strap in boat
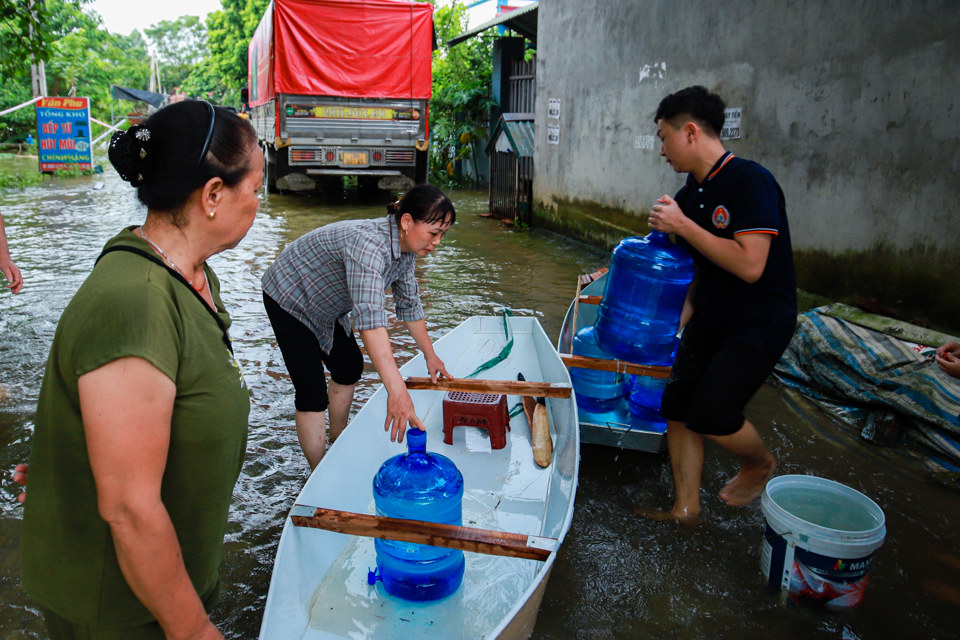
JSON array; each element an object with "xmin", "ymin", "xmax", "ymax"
[
  {"xmin": 508, "ymin": 402, "xmax": 524, "ymax": 418},
  {"xmin": 464, "ymin": 309, "xmax": 515, "ymax": 379}
]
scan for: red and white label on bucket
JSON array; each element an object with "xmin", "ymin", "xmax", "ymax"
[{"xmin": 761, "ymin": 524, "xmax": 875, "ymax": 610}]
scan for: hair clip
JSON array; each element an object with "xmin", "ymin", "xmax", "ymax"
[{"xmin": 135, "ymin": 128, "xmax": 151, "ymax": 142}]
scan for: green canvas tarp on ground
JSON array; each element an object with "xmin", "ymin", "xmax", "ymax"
[{"xmin": 773, "ymin": 304, "xmax": 960, "ymax": 470}]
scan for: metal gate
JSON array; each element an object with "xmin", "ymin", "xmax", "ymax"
[
  {"xmin": 487, "ymin": 115, "xmax": 534, "ymax": 224},
  {"xmin": 508, "ymin": 56, "xmax": 536, "ymax": 113}
]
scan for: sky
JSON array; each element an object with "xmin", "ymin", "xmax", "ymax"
[
  {"xmin": 88, "ymin": 0, "xmax": 535, "ymax": 37},
  {"xmin": 88, "ymin": 0, "xmax": 224, "ymax": 36}
]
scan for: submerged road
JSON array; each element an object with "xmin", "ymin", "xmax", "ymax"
[{"xmin": 1, "ymin": 165, "xmax": 958, "ymax": 638}]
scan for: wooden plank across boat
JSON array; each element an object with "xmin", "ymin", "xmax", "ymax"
[
  {"xmin": 259, "ymin": 316, "xmax": 579, "ymax": 639},
  {"xmin": 557, "ymin": 271, "xmax": 668, "ymax": 453}
]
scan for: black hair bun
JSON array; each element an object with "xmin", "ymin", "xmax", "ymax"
[{"xmin": 108, "ymin": 124, "xmax": 153, "ymax": 187}]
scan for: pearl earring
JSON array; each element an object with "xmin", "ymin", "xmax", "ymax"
[{"xmin": 208, "ymin": 210, "xmax": 216, "ymax": 220}]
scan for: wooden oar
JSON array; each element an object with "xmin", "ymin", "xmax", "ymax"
[
  {"xmin": 530, "ymin": 400, "xmax": 553, "ymax": 468},
  {"xmin": 518, "ymin": 373, "xmax": 552, "ymax": 468},
  {"xmin": 290, "ymin": 506, "xmax": 556, "ymax": 561},
  {"xmin": 404, "ymin": 377, "xmax": 572, "ymax": 398},
  {"xmin": 559, "ymin": 353, "xmax": 671, "ymax": 378}
]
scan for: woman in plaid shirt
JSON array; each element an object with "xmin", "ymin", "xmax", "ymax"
[{"xmin": 262, "ymin": 185, "xmax": 455, "ymax": 468}]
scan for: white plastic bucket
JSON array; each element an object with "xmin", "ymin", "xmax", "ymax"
[{"xmin": 760, "ymin": 474, "xmax": 886, "ymax": 610}]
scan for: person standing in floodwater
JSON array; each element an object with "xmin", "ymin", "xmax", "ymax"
[
  {"xmin": 21, "ymin": 100, "xmax": 261, "ymax": 638},
  {"xmin": 646, "ymin": 86, "xmax": 797, "ymax": 521},
  {"xmin": 261, "ymin": 185, "xmax": 454, "ymax": 469}
]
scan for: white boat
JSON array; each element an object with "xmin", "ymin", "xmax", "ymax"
[
  {"xmin": 259, "ymin": 315, "xmax": 579, "ymax": 639},
  {"xmin": 557, "ymin": 271, "xmax": 668, "ymax": 453}
]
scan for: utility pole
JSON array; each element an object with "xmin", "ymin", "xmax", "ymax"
[{"xmin": 28, "ymin": 0, "xmax": 48, "ymax": 97}]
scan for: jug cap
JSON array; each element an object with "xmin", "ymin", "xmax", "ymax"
[{"xmin": 407, "ymin": 427, "xmax": 427, "ymax": 452}]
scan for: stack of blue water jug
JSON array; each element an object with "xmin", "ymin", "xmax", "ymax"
[{"xmin": 570, "ymin": 231, "xmax": 693, "ymax": 431}]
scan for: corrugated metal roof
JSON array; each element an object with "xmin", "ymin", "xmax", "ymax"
[
  {"xmin": 486, "ymin": 113, "xmax": 535, "ymax": 157},
  {"xmin": 448, "ymin": 2, "xmax": 538, "ymax": 47}
]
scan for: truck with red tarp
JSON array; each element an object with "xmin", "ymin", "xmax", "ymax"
[{"xmin": 248, "ymin": 0, "xmax": 433, "ymax": 192}]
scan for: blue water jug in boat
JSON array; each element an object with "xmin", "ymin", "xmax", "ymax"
[
  {"xmin": 570, "ymin": 325, "xmax": 626, "ymax": 413},
  {"xmin": 626, "ymin": 398, "xmax": 668, "ymax": 433},
  {"xmin": 624, "ymin": 337, "xmax": 676, "ymax": 433},
  {"xmin": 595, "ymin": 231, "xmax": 694, "ymax": 364},
  {"xmin": 626, "ymin": 372, "xmax": 669, "ymax": 433},
  {"xmin": 626, "ymin": 372, "xmax": 668, "ymax": 415},
  {"xmin": 370, "ymin": 428, "xmax": 465, "ymax": 601},
  {"xmin": 625, "ymin": 337, "xmax": 676, "ymax": 413}
]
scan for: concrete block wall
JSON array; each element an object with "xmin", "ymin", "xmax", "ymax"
[{"xmin": 532, "ymin": 0, "xmax": 960, "ymax": 329}]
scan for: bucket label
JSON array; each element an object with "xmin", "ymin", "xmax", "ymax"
[
  {"xmin": 761, "ymin": 523, "xmax": 875, "ymax": 610},
  {"xmin": 795, "ymin": 546, "xmax": 874, "ymax": 583}
]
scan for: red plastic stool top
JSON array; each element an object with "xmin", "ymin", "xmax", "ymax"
[{"xmin": 442, "ymin": 391, "xmax": 511, "ymax": 449}]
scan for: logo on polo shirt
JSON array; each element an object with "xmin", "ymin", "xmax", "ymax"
[{"xmin": 712, "ymin": 206, "xmax": 730, "ymax": 229}]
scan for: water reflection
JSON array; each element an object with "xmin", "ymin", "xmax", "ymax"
[{"xmin": 2, "ymin": 169, "xmax": 959, "ymax": 639}]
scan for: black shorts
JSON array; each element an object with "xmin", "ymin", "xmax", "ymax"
[
  {"xmin": 263, "ymin": 293, "xmax": 364, "ymax": 412},
  {"xmin": 660, "ymin": 323, "xmax": 783, "ymax": 436}
]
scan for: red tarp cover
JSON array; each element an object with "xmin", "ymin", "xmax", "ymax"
[
  {"xmin": 248, "ymin": 5, "xmax": 274, "ymax": 107},
  {"xmin": 269, "ymin": 0, "xmax": 433, "ymax": 101}
]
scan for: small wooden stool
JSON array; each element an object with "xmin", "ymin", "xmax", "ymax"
[{"xmin": 442, "ymin": 391, "xmax": 510, "ymax": 449}]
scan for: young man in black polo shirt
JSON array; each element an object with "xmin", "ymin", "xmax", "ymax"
[{"xmin": 647, "ymin": 86, "xmax": 797, "ymax": 521}]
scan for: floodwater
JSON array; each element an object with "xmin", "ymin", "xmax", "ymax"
[{"xmin": 1, "ymin": 163, "xmax": 959, "ymax": 639}]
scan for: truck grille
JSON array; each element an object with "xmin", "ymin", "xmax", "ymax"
[
  {"xmin": 384, "ymin": 149, "xmax": 415, "ymax": 164},
  {"xmin": 288, "ymin": 146, "xmax": 415, "ymax": 167},
  {"xmin": 290, "ymin": 148, "xmax": 319, "ymax": 163}
]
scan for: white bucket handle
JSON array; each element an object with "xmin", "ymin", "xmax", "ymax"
[{"xmin": 765, "ymin": 529, "xmax": 792, "ymax": 542}]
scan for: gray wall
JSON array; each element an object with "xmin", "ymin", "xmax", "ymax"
[{"xmin": 533, "ymin": 0, "xmax": 960, "ymax": 253}]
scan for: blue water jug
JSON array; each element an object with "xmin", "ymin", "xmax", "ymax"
[
  {"xmin": 626, "ymin": 400, "xmax": 668, "ymax": 433},
  {"xmin": 570, "ymin": 325, "xmax": 626, "ymax": 413},
  {"xmin": 370, "ymin": 428, "xmax": 465, "ymax": 601},
  {"xmin": 626, "ymin": 373, "xmax": 668, "ymax": 416},
  {"xmin": 595, "ymin": 231, "xmax": 694, "ymax": 364},
  {"xmin": 625, "ymin": 337, "xmax": 677, "ymax": 413}
]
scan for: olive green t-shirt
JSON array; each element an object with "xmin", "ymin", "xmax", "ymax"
[{"xmin": 22, "ymin": 228, "xmax": 250, "ymax": 626}]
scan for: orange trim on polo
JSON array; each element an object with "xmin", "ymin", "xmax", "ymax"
[
  {"xmin": 707, "ymin": 153, "xmax": 735, "ymax": 180},
  {"xmin": 733, "ymin": 229, "xmax": 779, "ymax": 237}
]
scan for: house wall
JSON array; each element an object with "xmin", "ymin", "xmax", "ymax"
[{"xmin": 532, "ymin": 0, "xmax": 960, "ymax": 329}]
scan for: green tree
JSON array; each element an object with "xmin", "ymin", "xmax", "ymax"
[
  {"xmin": 0, "ymin": 77, "xmax": 34, "ymax": 141},
  {"xmin": 40, "ymin": 7, "xmax": 150, "ymax": 129},
  {"xmin": 429, "ymin": 1, "xmax": 494, "ymax": 185},
  {"xmin": 184, "ymin": 0, "xmax": 268, "ymax": 105},
  {"xmin": 144, "ymin": 16, "xmax": 207, "ymax": 92},
  {"xmin": 0, "ymin": 0, "xmax": 81, "ymax": 75},
  {"xmin": 0, "ymin": 0, "xmax": 125, "ymax": 141}
]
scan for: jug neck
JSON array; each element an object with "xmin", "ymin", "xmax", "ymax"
[
  {"xmin": 406, "ymin": 428, "xmax": 427, "ymax": 454},
  {"xmin": 647, "ymin": 230, "xmax": 671, "ymax": 246}
]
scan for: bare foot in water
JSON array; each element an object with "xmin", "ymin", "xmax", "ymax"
[
  {"xmin": 719, "ymin": 458, "xmax": 776, "ymax": 506},
  {"xmin": 635, "ymin": 505, "xmax": 699, "ymax": 525}
]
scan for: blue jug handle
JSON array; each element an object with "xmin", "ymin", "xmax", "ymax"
[{"xmin": 367, "ymin": 568, "xmax": 382, "ymax": 585}]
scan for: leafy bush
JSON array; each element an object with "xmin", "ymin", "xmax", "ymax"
[{"xmin": 430, "ymin": 3, "xmax": 495, "ymax": 186}]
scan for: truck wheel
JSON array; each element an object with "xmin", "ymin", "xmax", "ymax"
[
  {"xmin": 358, "ymin": 176, "xmax": 380, "ymax": 192},
  {"xmin": 414, "ymin": 148, "xmax": 429, "ymax": 184},
  {"xmin": 263, "ymin": 145, "xmax": 279, "ymax": 193}
]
